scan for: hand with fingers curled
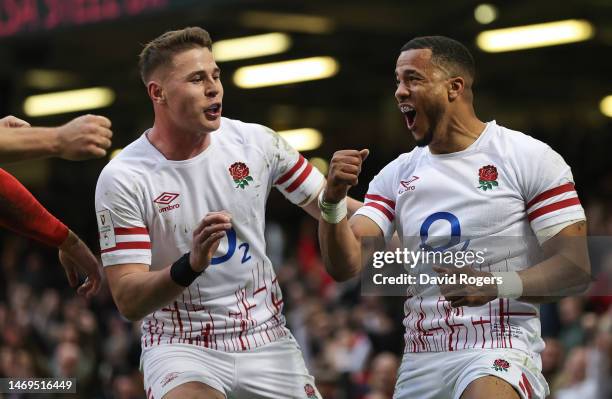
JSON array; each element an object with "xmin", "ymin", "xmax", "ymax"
[
  {"xmin": 58, "ymin": 230, "xmax": 103, "ymax": 299},
  {"xmin": 56, "ymin": 114, "xmax": 113, "ymax": 160},
  {"xmin": 433, "ymin": 264, "xmax": 498, "ymax": 308},
  {"xmin": 189, "ymin": 211, "xmax": 233, "ymax": 273},
  {"xmin": 323, "ymin": 149, "xmax": 369, "ymax": 203}
]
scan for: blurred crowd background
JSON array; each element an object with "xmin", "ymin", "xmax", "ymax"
[{"xmin": 0, "ymin": 0, "xmax": 611, "ymax": 398}]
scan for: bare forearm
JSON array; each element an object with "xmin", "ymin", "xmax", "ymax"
[
  {"xmin": 319, "ymin": 219, "xmax": 363, "ymax": 281},
  {"xmin": 517, "ymin": 254, "xmax": 591, "ymax": 303},
  {"xmin": 517, "ymin": 222, "xmax": 590, "ymax": 303},
  {"xmin": 0, "ymin": 128, "xmax": 59, "ymax": 162},
  {"xmin": 112, "ymin": 266, "xmax": 186, "ymax": 321}
]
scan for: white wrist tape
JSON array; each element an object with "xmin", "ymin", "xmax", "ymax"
[
  {"xmin": 491, "ymin": 271, "xmax": 523, "ymax": 299},
  {"xmin": 318, "ymin": 191, "xmax": 347, "ymax": 224}
]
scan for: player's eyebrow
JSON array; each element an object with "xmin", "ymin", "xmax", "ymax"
[
  {"xmin": 396, "ymin": 68, "xmax": 424, "ymax": 80},
  {"xmin": 186, "ymin": 67, "xmax": 221, "ymax": 79},
  {"xmin": 403, "ymin": 69, "xmax": 424, "ymax": 78}
]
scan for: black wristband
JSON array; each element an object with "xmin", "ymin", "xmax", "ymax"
[{"xmin": 170, "ymin": 252, "xmax": 201, "ymax": 287}]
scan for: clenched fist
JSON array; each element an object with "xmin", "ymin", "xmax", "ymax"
[
  {"xmin": 324, "ymin": 149, "xmax": 369, "ymax": 203},
  {"xmin": 56, "ymin": 114, "xmax": 113, "ymax": 160}
]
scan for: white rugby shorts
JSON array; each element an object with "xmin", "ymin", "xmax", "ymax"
[
  {"xmin": 141, "ymin": 334, "xmax": 321, "ymax": 399},
  {"xmin": 393, "ymin": 348, "xmax": 549, "ymax": 399}
]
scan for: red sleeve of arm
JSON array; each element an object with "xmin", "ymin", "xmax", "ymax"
[{"xmin": 0, "ymin": 168, "xmax": 68, "ymax": 247}]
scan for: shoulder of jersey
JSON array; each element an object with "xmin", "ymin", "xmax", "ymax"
[
  {"xmin": 392, "ymin": 148, "xmax": 421, "ymax": 169},
  {"xmin": 372, "ymin": 151, "xmax": 418, "ymax": 181},
  {"xmin": 483, "ymin": 122, "xmax": 551, "ymax": 157},
  {"xmin": 100, "ymin": 134, "xmax": 153, "ymax": 179},
  {"xmin": 218, "ymin": 116, "xmax": 275, "ymax": 145}
]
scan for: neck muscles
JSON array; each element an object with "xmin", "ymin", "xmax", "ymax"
[
  {"xmin": 428, "ymin": 116, "xmax": 484, "ymax": 155},
  {"xmin": 148, "ymin": 124, "xmax": 211, "ymax": 161}
]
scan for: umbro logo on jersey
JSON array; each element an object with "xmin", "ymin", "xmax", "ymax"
[
  {"xmin": 153, "ymin": 192, "xmax": 181, "ymax": 213},
  {"xmin": 398, "ymin": 176, "xmax": 419, "ymax": 194}
]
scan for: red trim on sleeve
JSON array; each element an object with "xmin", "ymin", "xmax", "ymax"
[
  {"xmin": 274, "ymin": 155, "xmax": 305, "ymax": 185},
  {"xmin": 365, "ymin": 194, "xmax": 396, "ymax": 209},
  {"xmin": 526, "ymin": 183, "xmax": 575, "ymax": 208},
  {"xmin": 285, "ymin": 162, "xmax": 313, "ymax": 193},
  {"xmin": 114, "ymin": 226, "xmax": 149, "ymax": 235},
  {"xmin": 527, "ymin": 197, "xmax": 581, "ymax": 222},
  {"xmin": 100, "ymin": 241, "xmax": 152, "ymax": 253},
  {"xmin": 365, "ymin": 202, "xmax": 394, "ymax": 222}
]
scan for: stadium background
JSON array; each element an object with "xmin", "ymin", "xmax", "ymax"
[{"xmin": 0, "ymin": 0, "xmax": 610, "ymax": 398}]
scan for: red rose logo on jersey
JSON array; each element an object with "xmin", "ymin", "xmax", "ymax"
[
  {"xmin": 229, "ymin": 162, "xmax": 253, "ymax": 189},
  {"xmin": 304, "ymin": 383, "xmax": 317, "ymax": 398},
  {"xmin": 492, "ymin": 358, "xmax": 510, "ymax": 372},
  {"xmin": 477, "ymin": 165, "xmax": 499, "ymax": 191}
]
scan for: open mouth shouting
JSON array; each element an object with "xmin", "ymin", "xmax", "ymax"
[
  {"xmin": 400, "ymin": 104, "xmax": 417, "ymax": 130},
  {"xmin": 204, "ymin": 103, "xmax": 222, "ymax": 120}
]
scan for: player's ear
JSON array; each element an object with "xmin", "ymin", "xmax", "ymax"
[
  {"xmin": 148, "ymin": 81, "xmax": 166, "ymax": 104},
  {"xmin": 447, "ymin": 77, "xmax": 464, "ymax": 101}
]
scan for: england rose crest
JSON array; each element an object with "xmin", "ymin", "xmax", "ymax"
[
  {"xmin": 229, "ymin": 162, "xmax": 253, "ymax": 189},
  {"xmin": 492, "ymin": 358, "xmax": 510, "ymax": 372},
  {"xmin": 477, "ymin": 165, "xmax": 499, "ymax": 191},
  {"xmin": 304, "ymin": 384, "xmax": 317, "ymax": 399}
]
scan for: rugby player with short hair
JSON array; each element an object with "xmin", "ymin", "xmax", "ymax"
[
  {"xmin": 96, "ymin": 26, "xmax": 361, "ymax": 399},
  {"xmin": 318, "ymin": 36, "xmax": 590, "ymax": 399}
]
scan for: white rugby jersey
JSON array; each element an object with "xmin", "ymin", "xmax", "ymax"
[
  {"xmin": 355, "ymin": 121, "xmax": 585, "ymax": 355},
  {"xmin": 95, "ymin": 117, "xmax": 324, "ymax": 352}
]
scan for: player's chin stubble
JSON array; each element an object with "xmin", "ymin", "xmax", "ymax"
[
  {"xmin": 415, "ymin": 103, "xmax": 443, "ymax": 147},
  {"xmin": 415, "ymin": 129, "xmax": 434, "ymax": 147}
]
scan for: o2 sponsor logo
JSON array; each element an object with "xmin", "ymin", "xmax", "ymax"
[
  {"xmin": 210, "ymin": 228, "xmax": 252, "ymax": 265},
  {"xmin": 419, "ymin": 211, "xmax": 470, "ymax": 251}
]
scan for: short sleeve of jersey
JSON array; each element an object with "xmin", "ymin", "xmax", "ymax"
[
  {"xmin": 354, "ymin": 157, "xmax": 400, "ymax": 242},
  {"xmin": 95, "ymin": 166, "xmax": 151, "ymax": 267},
  {"xmin": 519, "ymin": 144, "xmax": 585, "ymax": 233},
  {"xmin": 264, "ymin": 127, "xmax": 325, "ymax": 206}
]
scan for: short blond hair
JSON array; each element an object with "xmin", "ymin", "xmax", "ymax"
[{"xmin": 138, "ymin": 27, "xmax": 212, "ymax": 84}]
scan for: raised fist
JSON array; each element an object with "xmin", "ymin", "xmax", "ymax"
[{"xmin": 324, "ymin": 149, "xmax": 369, "ymax": 203}]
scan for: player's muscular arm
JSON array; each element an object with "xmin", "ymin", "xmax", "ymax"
[
  {"xmin": 105, "ymin": 263, "xmax": 186, "ymax": 321},
  {"xmin": 0, "ymin": 168, "xmax": 68, "ymax": 246},
  {"xmin": 0, "ymin": 169, "xmax": 102, "ymax": 297},
  {"xmin": 320, "ymin": 215, "xmax": 383, "ymax": 281},
  {"xmin": 0, "ymin": 114, "xmax": 112, "ymax": 162},
  {"xmin": 105, "ymin": 212, "xmax": 232, "ymax": 321},
  {"xmin": 436, "ymin": 221, "xmax": 590, "ymax": 307},
  {"xmin": 518, "ymin": 220, "xmax": 590, "ymax": 303},
  {"xmin": 318, "ymin": 149, "xmax": 384, "ymax": 281}
]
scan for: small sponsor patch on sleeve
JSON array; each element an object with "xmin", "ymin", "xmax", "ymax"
[{"xmin": 96, "ymin": 209, "xmax": 116, "ymax": 250}]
